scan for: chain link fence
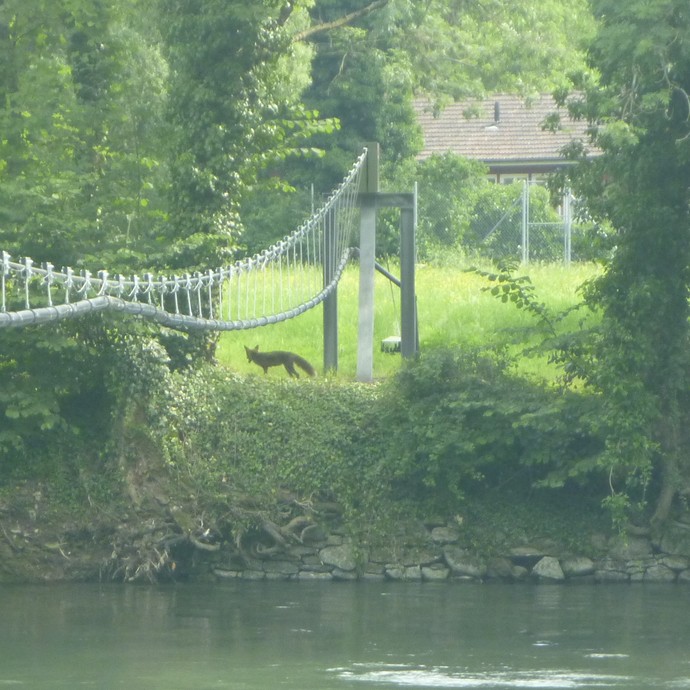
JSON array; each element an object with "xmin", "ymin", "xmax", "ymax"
[
  {"xmin": 242, "ymin": 162, "xmax": 605, "ymax": 265},
  {"xmin": 474, "ymin": 182, "xmax": 573, "ymax": 264},
  {"xmin": 415, "ymin": 169, "xmax": 602, "ymax": 264}
]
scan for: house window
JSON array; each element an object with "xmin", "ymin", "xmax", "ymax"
[{"xmin": 498, "ymin": 173, "xmax": 528, "ymax": 185}]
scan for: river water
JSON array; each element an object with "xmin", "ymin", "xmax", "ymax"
[{"xmin": 1, "ymin": 582, "xmax": 689, "ymax": 689}]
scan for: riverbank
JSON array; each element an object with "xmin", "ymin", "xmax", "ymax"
[
  {"xmin": 3, "ymin": 466, "xmax": 690, "ymax": 585},
  {"xmin": 2, "ymin": 348, "xmax": 688, "ymax": 586},
  {"xmin": 209, "ymin": 512, "xmax": 690, "ymax": 585}
]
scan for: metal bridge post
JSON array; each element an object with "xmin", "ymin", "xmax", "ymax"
[
  {"xmin": 355, "ymin": 142, "xmax": 418, "ymax": 380},
  {"xmin": 356, "ymin": 143, "xmax": 379, "ymax": 382},
  {"xmin": 323, "ymin": 206, "xmax": 338, "ymax": 373}
]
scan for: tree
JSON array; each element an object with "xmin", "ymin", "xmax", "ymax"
[
  {"xmin": 0, "ymin": 0, "xmax": 170, "ymax": 272},
  {"xmin": 0, "ymin": 0, "xmax": 334, "ymax": 466},
  {"xmin": 395, "ymin": 153, "xmax": 488, "ymax": 257},
  {"xmin": 0, "ymin": 0, "xmax": 173, "ymax": 467},
  {"xmin": 318, "ymin": 0, "xmax": 591, "ymax": 109},
  {"xmin": 242, "ymin": 0, "xmax": 595, "ymax": 251},
  {"xmin": 157, "ymin": 0, "xmax": 334, "ymax": 270},
  {"xmin": 564, "ymin": 0, "xmax": 690, "ymax": 531}
]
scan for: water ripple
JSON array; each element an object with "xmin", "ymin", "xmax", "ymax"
[{"xmin": 333, "ymin": 664, "xmax": 634, "ymax": 688}]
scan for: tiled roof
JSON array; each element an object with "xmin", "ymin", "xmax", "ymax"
[{"xmin": 414, "ymin": 94, "xmax": 593, "ymax": 165}]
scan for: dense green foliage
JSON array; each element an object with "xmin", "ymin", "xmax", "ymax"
[
  {"xmin": 378, "ymin": 348, "xmax": 604, "ymax": 513},
  {"xmin": 158, "ymin": 369, "xmax": 388, "ymax": 530},
  {"xmin": 149, "ymin": 347, "xmax": 605, "ymax": 533},
  {"xmin": 398, "ymin": 0, "xmax": 595, "ymax": 102},
  {"xmin": 158, "ymin": 0, "xmax": 338, "ymax": 271},
  {"xmin": 560, "ymin": 0, "xmax": 690, "ymax": 529},
  {"xmin": 390, "ymin": 154, "xmax": 577, "ymax": 261},
  {"xmin": 0, "ymin": 0, "xmax": 596, "ymax": 470},
  {"xmin": 0, "ymin": 1, "xmax": 168, "ymax": 271},
  {"xmin": 5, "ymin": 0, "xmax": 689, "ymax": 539}
]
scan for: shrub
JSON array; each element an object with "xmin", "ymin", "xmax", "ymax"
[
  {"xmin": 378, "ymin": 348, "xmax": 605, "ymax": 514},
  {"xmin": 157, "ymin": 368, "xmax": 389, "ymax": 528}
]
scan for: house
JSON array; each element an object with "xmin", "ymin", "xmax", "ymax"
[{"xmin": 414, "ymin": 94, "xmax": 595, "ymax": 184}]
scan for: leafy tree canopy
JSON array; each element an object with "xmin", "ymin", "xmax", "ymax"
[
  {"xmin": 560, "ymin": 0, "xmax": 690, "ymax": 530},
  {"xmin": 0, "ymin": 0, "xmax": 601, "ymax": 482}
]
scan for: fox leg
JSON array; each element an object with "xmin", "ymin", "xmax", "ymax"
[{"xmin": 284, "ymin": 363, "xmax": 299, "ymax": 378}]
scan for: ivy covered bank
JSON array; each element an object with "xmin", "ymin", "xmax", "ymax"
[{"xmin": 3, "ymin": 341, "xmax": 690, "ymax": 585}]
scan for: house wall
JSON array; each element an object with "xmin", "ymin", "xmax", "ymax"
[{"xmin": 487, "ymin": 161, "xmax": 568, "ymax": 185}]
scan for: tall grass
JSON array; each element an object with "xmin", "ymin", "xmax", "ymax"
[{"xmin": 216, "ymin": 260, "xmax": 601, "ymax": 381}]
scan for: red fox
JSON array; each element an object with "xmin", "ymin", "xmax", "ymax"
[{"xmin": 244, "ymin": 345, "xmax": 316, "ymax": 378}]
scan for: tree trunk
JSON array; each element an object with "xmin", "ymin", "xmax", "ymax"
[
  {"xmin": 651, "ymin": 411, "xmax": 683, "ymax": 531},
  {"xmin": 651, "ymin": 453, "xmax": 677, "ymax": 532}
]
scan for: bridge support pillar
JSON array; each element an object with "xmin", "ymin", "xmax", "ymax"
[
  {"xmin": 323, "ymin": 207, "xmax": 338, "ymax": 373},
  {"xmin": 355, "ymin": 142, "xmax": 417, "ymax": 382},
  {"xmin": 356, "ymin": 197, "xmax": 377, "ymax": 382}
]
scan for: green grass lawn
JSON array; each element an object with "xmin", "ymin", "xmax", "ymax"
[{"xmin": 216, "ymin": 260, "xmax": 601, "ymax": 381}]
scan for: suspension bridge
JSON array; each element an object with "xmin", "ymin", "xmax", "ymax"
[{"xmin": 0, "ymin": 145, "xmax": 417, "ymax": 381}]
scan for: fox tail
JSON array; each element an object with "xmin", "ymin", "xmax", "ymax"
[{"xmin": 294, "ymin": 355, "xmax": 316, "ymax": 377}]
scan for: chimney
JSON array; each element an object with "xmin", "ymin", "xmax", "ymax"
[{"xmin": 494, "ymin": 100, "xmax": 501, "ymax": 123}]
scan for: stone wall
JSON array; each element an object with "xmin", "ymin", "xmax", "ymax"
[
  {"xmin": 197, "ymin": 516, "xmax": 690, "ymax": 584},
  {"xmin": 7, "ymin": 475, "xmax": 690, "ymax": 584}
]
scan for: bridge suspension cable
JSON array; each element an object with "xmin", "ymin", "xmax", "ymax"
[{"xmin": 0, "ymin": 150, "xmax": 366, "ymax": 331}]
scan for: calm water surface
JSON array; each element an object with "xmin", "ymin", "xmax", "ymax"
[{"xmin": 1, "ymin": 582, "xmax": 689, "ymax": 689}]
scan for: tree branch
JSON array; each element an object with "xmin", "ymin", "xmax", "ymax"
[{"xmin": 293, "ymin": 0, "xmax": 389, "ymax": 42}]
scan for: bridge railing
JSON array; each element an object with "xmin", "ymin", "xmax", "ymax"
[{"xmin": 0, "ymin": 149, "xmax": 366, "ymax": 331}]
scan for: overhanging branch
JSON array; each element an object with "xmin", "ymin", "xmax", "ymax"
[{"xmin": 293, "ymin": 0, "xmax": 389, "ymax": 42}]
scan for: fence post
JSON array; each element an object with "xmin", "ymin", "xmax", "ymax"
[
  {"xmin": 563, "ymin": 188, "xmax": 572, "ymax": 265},
  {"xmin": 521, "ymin": 180, "xmax": 529, "ymax": 264}
]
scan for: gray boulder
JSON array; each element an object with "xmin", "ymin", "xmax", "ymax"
[
  {"xmin": 320, "ymin": 543, "xmax": 357, "ymax": 571},
  {"xmin": 443, "ymin": 546, "xmax": 487, "ymax": 579},
  {"xmin": 561, "ymin": 556, "xmax": 595, "ymax": 577},
  {"xmin": 531, "ymin": 556, "xmax": 565, "ymax": 581}
]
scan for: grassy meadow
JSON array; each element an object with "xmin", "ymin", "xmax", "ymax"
[{"xmin": 216, "ymin": 260, "xmax": 601, "ymax": 382}]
